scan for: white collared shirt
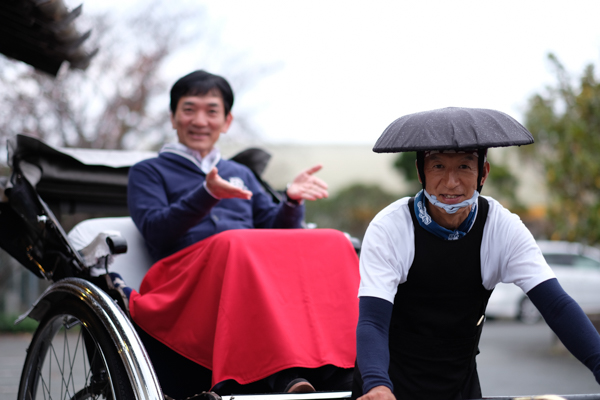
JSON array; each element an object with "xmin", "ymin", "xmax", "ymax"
[
  {"xmin": 358, "ymin": 196, "xmax": 556, "ymax": 303},
  {"xmin": 160, "ymin": 143, "xmax": 221, "ymax": 174}
]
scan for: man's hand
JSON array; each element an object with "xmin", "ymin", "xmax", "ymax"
[
  {"xmin": 358, "ymin": 386, "xmax": 396, "ymax": 400},
  {"xmin": 205, "ymin": 167, "xmax": 253, "ymax": 200},
  {"xmin": 286, "ymin": 164, "xmax": 329, "ymax": 202}
]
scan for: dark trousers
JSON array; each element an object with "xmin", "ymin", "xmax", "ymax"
[{"xmin": 134, "ymin": 321, "xmax": 353, "ymax": 399}]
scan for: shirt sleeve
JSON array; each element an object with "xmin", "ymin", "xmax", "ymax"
[
  {"xmin": 527, "ymin": 278, "xmax": 600, "ymax": 384},
  {"xmin": 128, "ymin": 160, "xmax": 219, "ymax": 252},
  {"xmin": 358, "ymin": 198, "xmax": 415, "ymax": 303},
  {"xmin": 356, "ymin": 296, "xmax": 394, "ymax": 393},
  {"xmin": 480, "ymin": 197, "xmax": 555, "ymax": 292},
  {"xmin": 243, "ymin": 169, "xmax": 305, "ymax": 230}
]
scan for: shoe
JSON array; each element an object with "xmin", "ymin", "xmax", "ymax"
[
  {"xmin": 285, "ymin": 378, "xmax": 315, "ymax": 393},
  {"xmin": 186, "ymin": 392, "xmax": 222, "ymax": 400}
]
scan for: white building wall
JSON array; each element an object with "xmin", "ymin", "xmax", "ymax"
[{"xmin": 220, "ymin": 143, "xmax": 408, "ymax": 196}]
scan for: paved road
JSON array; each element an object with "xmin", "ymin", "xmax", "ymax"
[
  {"xmin": 478, "ymin": 320, "xmax": 599, "ymax": 397},
  {"xmin": 0, "ymin": 332, "xmax": 31, "ymax": 400},
  {"xmin": 1, "ymin": 320, "xmax": 599, "ymax": 399}
]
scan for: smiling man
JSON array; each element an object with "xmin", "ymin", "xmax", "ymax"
[
  {"xmin": 129, "ymin": 70, "xmax": 328, "ymax": 261},
  {"xmin": 125, "ymin": 71, "xmax": 360, "ymax": 398},
  {"xmin": 352, "ymin": 108, "xmax": 600, "ymax": 400}
]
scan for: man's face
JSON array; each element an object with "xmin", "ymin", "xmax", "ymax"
[
  {"xmin": 170, "ymin": 92, "xmax": 233, "ymax": 157},
  {"xmin": 422, "ymin": 152, "xmax": 489, "ymax": 205}
]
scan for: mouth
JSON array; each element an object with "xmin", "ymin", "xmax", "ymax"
[
  {"xmin": 187, "ymin": 131, "xmax": 211, "ymax": 139},
  {"xmin": 439, "ymin": 194, "xmax": 464, "ymax": 204}
]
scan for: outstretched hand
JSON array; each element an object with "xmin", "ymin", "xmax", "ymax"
[
  {"xmin": 358, "ymin": 386, "xmax": 396, "ymax": 400},
  {"xmin": 205, "ymin": 167, "xmax": 253, "ymax": 200},
  {"xmin": 286, "ymin": 164, "xmax": 329, "ymax": 202}
]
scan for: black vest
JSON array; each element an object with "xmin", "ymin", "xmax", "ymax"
[
  {"xmin": 386, "ymin": 197, "xmax": 492, "ymax": 400},
  {"xmin": 352, "ymin": 197, "xmax": 494, "ymax": 400}
]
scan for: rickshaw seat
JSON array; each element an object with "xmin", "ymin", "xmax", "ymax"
[{"xmin": 68, "ymin": 217, "xmax": 153, "ymax": 291}]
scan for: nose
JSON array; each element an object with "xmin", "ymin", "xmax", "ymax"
[
  {"xmin": 443, "ymin": 169, "xmax": 460, "ymax": 188},
  {"xmin": 192, "ymin": 111, "xmax": 208, "ymax": 126}
]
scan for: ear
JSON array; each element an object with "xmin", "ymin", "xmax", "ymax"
[
  {"xmin": 221, "ymin": 113, "xmax": 234, "ymax": 134},
  {"xmin": 170, "ymin": 112, "xmax": 176, "ymax": 129},
  {"xmin": 480, "ymin": 161, "xmax": 490, "ymax": 186}
]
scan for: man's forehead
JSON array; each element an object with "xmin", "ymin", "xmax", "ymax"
[
  {"xmin": 179, "ymin": 92, "xmax": 224, "ymax": 107},
  {"xmin": 427, "ymin": 152, "xmax": 477, "ymax": 161}
]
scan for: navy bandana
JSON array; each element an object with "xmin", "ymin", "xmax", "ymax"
[{"xmin": 413, "ymin": 190, "xmax": 478, "ymax": 240}]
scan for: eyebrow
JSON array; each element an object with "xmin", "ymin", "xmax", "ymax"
[
  {"xmin": 429, "ymin": 154, "xmax": 476, "ymax": 161},
  {"xmin": 181, "ymin": 100, "xmax": 221, "ymax": 108}
]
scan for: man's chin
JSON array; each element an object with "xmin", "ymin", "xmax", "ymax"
[{"xmin": 185, "ymin": 141, "xmax": 211, "ymax": 153}]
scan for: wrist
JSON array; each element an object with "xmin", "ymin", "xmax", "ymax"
[
  {"xmin": 285, "ymin": 190, "xmax": 301, "ymax": 206},
  {"xmin": 285, "ymin": 183, "xmax": 302, "ymax": 206},
  {"xmin": 203, "ymin": 181, "xmax": 221, "ymax": 200}
]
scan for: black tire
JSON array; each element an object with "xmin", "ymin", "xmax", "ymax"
[
  {"xmin": 517, "ymin": 296, "xmax": 542, "ymax": 324},
  {"xmin": 18, "ymin": 296, "xmax": 135, "ymax": 400}
]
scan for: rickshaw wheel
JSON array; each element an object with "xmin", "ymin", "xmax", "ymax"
[{"xmin": 17, "ymin": 297, "xmax": 135, "ymax": 400}]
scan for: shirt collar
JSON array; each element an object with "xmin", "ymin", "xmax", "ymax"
[{"xmin": 159, "ymin": 143, "xmax": 221, "ymax": 174}]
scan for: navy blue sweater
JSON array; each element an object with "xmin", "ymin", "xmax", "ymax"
[{"xmin": 128, "ymin": 152, "xmax": 304, "ymax": 261}]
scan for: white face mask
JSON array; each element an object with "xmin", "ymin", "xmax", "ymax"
[{"xmin": 423, "ymin": 190, "xmax": 479, "ymax": 214}]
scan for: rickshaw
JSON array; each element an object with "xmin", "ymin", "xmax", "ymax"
[
  {"xmin": 3, "ymin": 134, "xmax": 600, "ymax": 400},
  {"xmin": 0, "ymin": 134, "xmax": 358, "ymax": 400}
]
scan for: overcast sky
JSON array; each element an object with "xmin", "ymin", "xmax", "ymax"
[{"xmin": 81, "ymin": 0, "xmax": 600, "ymax": 145}]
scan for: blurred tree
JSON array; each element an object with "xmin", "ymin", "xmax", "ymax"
[
  {"xmin": 0, "ymin": 2, "xmax": 273, "ymax": 151},
  {"xmin": 0, "ymin": 1, "xmax": 277, "ymax": 313},
  {"xmin": 305, "ymin": 183, "xmax": 399, "ymax": 240},
  {"xmin": 393, "ymin": 151, "xmax": 420, "ymax": 196},
  {"xmin": 485, "ymin": 162, "xmax": 523, "ymax": 211},
  {"xmin": 523, "ymin": 53, "xmax": 600, "ymax": 245}
]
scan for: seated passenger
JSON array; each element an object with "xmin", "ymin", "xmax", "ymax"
[{"xmin": 127, "ymin": 70, "xmax": 359, "ymax": 399}]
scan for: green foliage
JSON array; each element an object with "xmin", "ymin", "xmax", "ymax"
[
  {"xmin": 523, "ymin": 53, "xmax": 600, "ymax": 245},
  {"xmin": 392, "ymin": 152, "xmax": 421, "ymax": 196},
  {"xmin": 0, "ymin": 313, "xmax": 38, "ymax": 333},
  {"xmin": 305, "ymin": 184, "xmax": 400, "ymax": 240},
  {"xmin": 486, "ymin": 162, "xmax": 525, "ymax": 213}
]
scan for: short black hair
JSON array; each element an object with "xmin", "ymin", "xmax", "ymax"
[{"xmin": 169, "ymin": 70, "xmax": 234, "ymax": 116}]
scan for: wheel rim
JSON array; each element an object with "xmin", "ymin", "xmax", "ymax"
[{"xmin": 25, "ymin": 314, "xmax": 117, "ymax": 400}]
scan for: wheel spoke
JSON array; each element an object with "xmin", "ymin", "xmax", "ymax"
[
  {"xmin": 19, "ymin": 300, "xmax": 134, "ymax": 400},
  {"xmin": 66, "ymin": 327, "xmax": 84, "ymax": 398},
  {"xmin": 36, "ymin": 324, "xmax": 91, "ymax": 399}
]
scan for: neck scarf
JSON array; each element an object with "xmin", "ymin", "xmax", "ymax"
[
  {"xmin": 423, "ymin": 189, "xmax": 479, "ymax": 214},
  {"xmin": 413, "ymin": 190, "xmax": 478, "ymax": 240}
]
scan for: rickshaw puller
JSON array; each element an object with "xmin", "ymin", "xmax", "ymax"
[{"xmin": 352, "ymin": 108, "xmax": 600, "ymax": 400}]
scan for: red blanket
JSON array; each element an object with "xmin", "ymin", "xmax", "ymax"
[{"xmin": 129, "ymin": 229, "xmax": 359, "ymax": 386}]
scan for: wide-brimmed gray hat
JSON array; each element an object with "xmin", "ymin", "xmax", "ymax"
[{"xmin": 373, "ymin": 107, "xmax": 534, "ymax": 153}]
